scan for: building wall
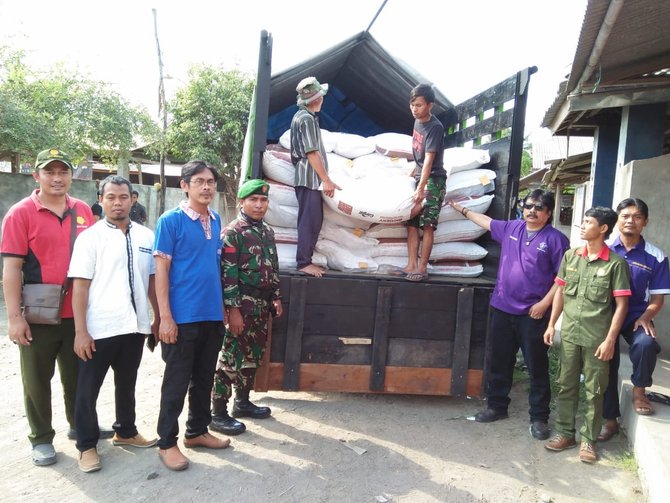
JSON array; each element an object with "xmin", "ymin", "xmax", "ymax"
[
  {"xmin": 0, "ymin": 172, "xmax": 235, "ymax": 238},
  {"xmin": 612, "ymin": 153, "xmax": 670, "ymax": 358}
]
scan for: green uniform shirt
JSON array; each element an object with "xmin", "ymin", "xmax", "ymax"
[
  {"xmin": 555, "ymin": 246, "xmax": 631, "ymax": 347},
  {"xmin": 222, "ymin": 212, "xmax": 281, "ymax": 316}
]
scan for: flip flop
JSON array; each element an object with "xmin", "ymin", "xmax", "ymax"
[
  {"xmin": 388, "ymin": 267, "xmax": 409, "ymax": 277},
  {"xmin": 405, "ymin": 272, "xmax": 428, "ymax": 282},
  {"xmin": 647, "ymin": 392, "xmax": 670, "ymax": 406},
  {"xmin": 633, "ymin": 394, "xmax": 655, "ymax": 415}
]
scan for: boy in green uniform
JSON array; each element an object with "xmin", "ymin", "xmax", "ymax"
[
  {"xmin": 543, "ymin": 207, "xmax": 631, "ymax": 463},
  {"xmin": 211, "ymin": 179, "xmax": 283, "ymax": 435}
]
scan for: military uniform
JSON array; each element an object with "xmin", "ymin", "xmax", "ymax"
[{"xmin": 212, "ymin": 211, "xmax": 281, "ymax": 407}]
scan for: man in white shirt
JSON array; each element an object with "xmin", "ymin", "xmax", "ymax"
[{"xmin": 69, "ymin": 175, "xmax": 159, "ymax": 473}]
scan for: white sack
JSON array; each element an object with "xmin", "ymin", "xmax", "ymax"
[
  {"xmin": 278, "ymin": 128, "xmax": 336, "ymax": 152},
  {"xmin": 269, "ymin": 225, "xmax": 298, "ymax": 244},
  {"xmin": 316, "ymin": 239, "xmax": 378, "ymax": 273},
  {"xmin": 276, "ymin": 243, "xmax": 327, "ymax": 269},
  {"xmin": 264, "ymin": 199, "xmax": 298, "ymax": 228},
  {"xmin": 366, "ymin": 224, "xmax": 408, "ymax": 240},
  {"xmin": 268, "ymin": 181, "xmax": 298, "ymax": 207},
  {"xmin": 279, "ymin": 130, "xmax": 291, "ymax": 150},
  {"xmin": 445, "ymin": 169, "xmax": 496, "ymax": 199},
  {"xmin": 370, "ymin": 241, "xmax": 408, "ymax": 258},
  {"xmin": 438, "ymin": 195, "xmax": 494, "ymax": 222},
  {"xmin": 319, "ymin": 221, "xmax": 379, "ymax": 256},
  {"xmin": 323, "ymin": 205, "xmax": 373, "ymax": 230},
  {"xmin": 324, "ymin": 173, "xmax": 415, "ymax": 224},
  {"xmin": 352, "ymin": 153, "xmax": 414, "ymax": 179},
  {"xmin": 332, "ymin": 132, "xmax": 376, "ymax": 159},
  {"xmin": 428, "ymin": 241, "xmax": 488, "ymax": 261},
  {"xmin": 263, "ymin": 150, "xmax": 295, "ymax": 186},
  {"xmin": 433, "ymin": 219, "xmax": 488, "ymax": 244},
  {"xmin": 443, "ymin": 147, "xmax": 491, "ymax": 175},
  {"xmin": 429, "ymin": 261, "xmax": 484, "ymax": 277},
  {"xmin": 326, "ymin": 152, "xmax": 355, "ymax": 179},
  {"xmin": 374, "ymin": 132, "xmax": 414, "ymax": 159}
]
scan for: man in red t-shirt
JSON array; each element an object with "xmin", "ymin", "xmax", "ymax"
[{"xmin": 1, "ymin": 148, "xmax": 98, "ymax": 467}]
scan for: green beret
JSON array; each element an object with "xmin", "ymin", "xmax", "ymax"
[{"xmin": 238, "ymin": 179, "xmax": 270, "ymax": 199}]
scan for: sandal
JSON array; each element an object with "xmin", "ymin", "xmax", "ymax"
[
  {"xmin": 633, "ymin": 394, "xmax": 655, "ymax": 416},
  {"xmin": 405, "ymin": 272, "xmax": 428, "ymax": 282},
  {"xmin": 647, "ymin": 392, "xmax": 670, "ymax": 406}
]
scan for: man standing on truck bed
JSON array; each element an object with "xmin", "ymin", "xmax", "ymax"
[
  {"xmin": 210, "ymin": 179, "xmax": 283, "ymax": 436},
  {"xmin": 449, "ymin": 189, "xmax": 570, "ymax": 440},
  {"xmin": 290, "ymin": 76, "xmax": 340, "ymax": 277},
  {"xmin": 399, "ymin": 84, "xmax": 447, "ymax": 282}
]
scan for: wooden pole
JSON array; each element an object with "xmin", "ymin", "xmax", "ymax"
[{"xmin": 152, "ymin": 8, "xmax": 167, "ymax": 215}]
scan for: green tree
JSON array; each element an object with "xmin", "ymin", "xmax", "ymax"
[
  {"xmin": 166, "ymin": 65, "xmax": 254, "ymax": 200},
  {"xmin": 0, "ymin": 46, "xmax": 158, "ymax": 167}
]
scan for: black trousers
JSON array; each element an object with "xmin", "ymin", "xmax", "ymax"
[
  {"xmin": 75, "ymin": 333, "xmax": 144, "ymax": 452},
  {"xmin": 157, "ymin": 321, "xmax": 224, "ymax": 449},
  {"xmin": 485, "ymin": 307, "xmax": 551, "ymax": 422},
  {"xmin": 295, "ymin": 186, "xmax": 324, "ymax": 269}
]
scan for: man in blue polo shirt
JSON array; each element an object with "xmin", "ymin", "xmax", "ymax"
[
  {"xmin": 598, "ymin": 198, "xmax": 670, "ymax": 441},
  {"xmin": 449, "ymin": 189, "xmax": 570, "ymax": 440},
  {"xmin": 154, "ymin": 160, "xmax": 230, "ymax": 471}
]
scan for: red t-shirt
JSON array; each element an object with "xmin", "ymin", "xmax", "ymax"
[{"xmin": 1, "ymin": 190, "xmax": 95, "ymax": 318}]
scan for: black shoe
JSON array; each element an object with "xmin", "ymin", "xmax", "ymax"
[
  {"xmin": 232, "ymin": 389, "xmax": 272, "ymax": 419},
  {"xmin": 67, "ymin": 426, "xmax": 115, "ymax": 440},
  {"xmin": 232, "ymin": 400, "xmax": 272, "ymax": 419},
  {"xmin": 530, "ymin": 421, "xmax": 550, "ymax": 440},
  {"xmin": 210, "ymin": 415, "xmax": 246, "ymax": 436},
  {"xmin": 474, "ymin": 408, "xmax": 508, "ymax": 423}
]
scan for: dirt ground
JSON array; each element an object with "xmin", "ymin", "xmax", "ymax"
[{"xmin": 0, "ymin": 291, "xmax": 644, "ymax": 503}]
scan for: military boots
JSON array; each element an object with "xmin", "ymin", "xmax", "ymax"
[
  {"xmin": 232, "ymin": 389, "xmax": 272, "ymax": 419},
  {"xmin": 210, "ymin": 400, "xmax": 246, "ymax": 435}
]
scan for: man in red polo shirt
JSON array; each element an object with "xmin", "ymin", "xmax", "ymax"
[{"xmin": 2, "ymin": 148, "xmax": 96, "ymax": 467}]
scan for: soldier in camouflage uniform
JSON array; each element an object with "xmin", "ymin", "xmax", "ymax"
[{"xmin": 211, "ymin": 179, "xmax": 283, "ymax": 436}]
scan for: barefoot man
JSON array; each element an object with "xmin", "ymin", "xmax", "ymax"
[{"xmin": 290, "ymin": 76, "xmax": 340, "ymax": 277}]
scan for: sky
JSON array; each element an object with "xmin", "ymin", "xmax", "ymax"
[{"xmin": 0, "ymin": 0, "xmax": 588, "ymax": 140}]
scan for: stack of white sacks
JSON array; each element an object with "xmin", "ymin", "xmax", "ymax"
[{"xmin": 262, "ymin": 130, "xmax": 494, "ymax": 277}]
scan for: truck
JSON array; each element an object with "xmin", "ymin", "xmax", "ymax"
[{"xmin": 242, "ymin": 30, "xmax": 536, "ymax": 398}]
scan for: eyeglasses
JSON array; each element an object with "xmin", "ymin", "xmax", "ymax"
[
  {"xmin": 523, "ymin": 203, "xmax": 546, "ymax": 211},
  {"xmin": 189, "ymin": 178, "xmax": 217, "ymax": 188}
]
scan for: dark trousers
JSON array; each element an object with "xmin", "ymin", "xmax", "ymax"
[
  {"xmin": 75, "ymin": 333, "xmax": 144, "ymax": 452},
  {"xmin": 295, "ymin": 186, "xmax": 324, "ymax": 269},
  {"xmin": 157, "ymin": 321, "xmax": 224, "ymax": 449},
  {"xmin": 602, "ymin": 323, "xmax": 661, "ymax": 419},
  {"xmin": 485, "ymin": 307, "xmax": 551, "ymax": 422},
  {"xmin": 19, "ymin": 319, "xmax": 78, "ymax": 446}
]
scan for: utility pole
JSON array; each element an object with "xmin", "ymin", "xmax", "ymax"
[{"xmin": 152, "ymin": 8, "xmax": 167, "ymax": 215}]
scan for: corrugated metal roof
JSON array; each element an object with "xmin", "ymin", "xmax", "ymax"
[
  {"xmin": 542, "ymin": 0, "xmax": 670, "ymax": 134},
  {"xmin": 531, "ymin": 136, "xmax": 593, "ymax": 172}
]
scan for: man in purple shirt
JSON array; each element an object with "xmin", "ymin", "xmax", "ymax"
[
  {"xmin": 598, "ymin": 198, "xmax": 670, "ymax": 441},
  {"xmin": 449, "ymin": 189, "xmax": 570, "ymax": 440}
]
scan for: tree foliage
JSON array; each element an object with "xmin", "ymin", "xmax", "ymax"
[
  {"xmin": 166, "ymin": 65, "xmax": 254, "ymax": 200},
  {"xmin": 0, "ymin": 46, "xmax": 158, "ymax": 165}
]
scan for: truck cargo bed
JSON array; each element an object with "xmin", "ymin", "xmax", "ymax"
[{"xmin": 255, "ymin": 271, "xmax": 493, "ymax": 397}]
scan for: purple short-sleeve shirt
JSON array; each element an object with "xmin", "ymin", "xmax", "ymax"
[{"xmin": 489, "ymin": 219, "xmax": 570, "ymax": 315}]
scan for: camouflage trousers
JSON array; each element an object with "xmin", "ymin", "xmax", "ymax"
[{"xmin": 212, "ymin": 310, "xmax": 269, "ymax": 403}]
